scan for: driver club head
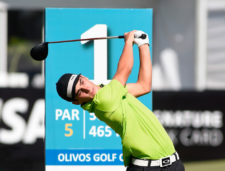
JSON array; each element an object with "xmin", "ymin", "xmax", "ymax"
[{"xmin": 30, "ymin": 42, "xmax": 49, "ymax": 61}]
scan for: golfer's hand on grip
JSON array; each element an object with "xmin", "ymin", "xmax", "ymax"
[
  {"xmin": 124, "ymin": 30, "xmax": 136, "ymax": 45},
  {"xmin": 134, "ymin": 30, "xmax": 149, "ymax": 47}
]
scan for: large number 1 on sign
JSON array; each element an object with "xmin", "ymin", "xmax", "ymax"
[{"xmin": 81, "ymin": 24, "xmax": 110, "ymax": 85}]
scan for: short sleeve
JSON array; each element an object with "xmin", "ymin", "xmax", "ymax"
[{"xmin": 93, "ymin": 79, "xmax": 128, "ymax": 112}]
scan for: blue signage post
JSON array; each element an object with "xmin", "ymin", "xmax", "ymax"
[{"xmin": 45, "ymin": 8, "xmax": 153, "ymax": 171}]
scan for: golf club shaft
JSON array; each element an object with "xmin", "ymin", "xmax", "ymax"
[{"xmin": 47, "ymin": 35, "xmax": 124, "ymax": 44}]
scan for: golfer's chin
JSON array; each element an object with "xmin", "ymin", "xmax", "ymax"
[{"xmin": 79, "ymin": 97, "xmax": 92, "ymax": 105}]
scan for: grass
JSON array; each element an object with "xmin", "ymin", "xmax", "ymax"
[{"xmin": 184, "ymin": 159, "xmax": 225, "ymax": 171}]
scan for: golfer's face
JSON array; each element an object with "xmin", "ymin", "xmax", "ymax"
[{"xmin": 72, "ymin": 75, "xmax": 95, "ymax": 105}]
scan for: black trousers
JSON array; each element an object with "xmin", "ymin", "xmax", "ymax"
[{"xmin": 126, "ymin": 160, "xmax": 185, "ymax": 171}]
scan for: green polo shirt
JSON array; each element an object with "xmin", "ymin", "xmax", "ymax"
[{"xmin": 81, "ymin": 79, "xmax": 175, "ymax": 166}]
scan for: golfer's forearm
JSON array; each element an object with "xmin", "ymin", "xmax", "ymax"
[
  {"xmin": 119, "ymin": 42, "xmax": 133, "ymax": 68},
  {"xmin": 115, "ymin": 42, "xmax": 134, "ymax": 79},
  {"xmin": 137, "ymin": 44, "xmax": 152, "ymax": 91}
]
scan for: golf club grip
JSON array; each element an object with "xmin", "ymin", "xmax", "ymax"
[
  {"xmin": 118, "ymin": 35, "xmax": 124, "ymax": 38},
  {"xmin": 119, "ymin": 34, "xmax": 147, "ymax": 39}
]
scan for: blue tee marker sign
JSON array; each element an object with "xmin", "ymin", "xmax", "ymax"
[{"xmin": 45, "ymin": 8, "xmax": 153, "ymax": 171}]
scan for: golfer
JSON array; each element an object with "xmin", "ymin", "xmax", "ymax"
[{"xmin": 56, "ymin": 30, "xmax": 185, "ymax": 171}]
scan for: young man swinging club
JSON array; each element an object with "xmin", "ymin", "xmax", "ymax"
[{"xmin": 56, "ymin": 30, "xmax": 185, "ymax": 171}]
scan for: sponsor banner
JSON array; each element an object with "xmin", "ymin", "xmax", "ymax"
[
  {"xmin": 1, "ymin": 89, "xmax": 224, "ymax": 167},
  {"xmin": 45, "ymin": 8, "xmax": 153, "ymax": 170},
  {"xmin": 46, "ymin": 149, "xmax": 123, "ymax": 165},
  {"xmin": 153, "ymin": 91, "xmax": 225, "ymax": 161},
  {"xmin": 0, "ymin": 88, "xmax": 44, "ymax": 169}
]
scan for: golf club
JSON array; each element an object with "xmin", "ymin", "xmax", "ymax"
[{"xmin": 30, "ymin": 34, "xmax": 146, "ymax": 61}]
